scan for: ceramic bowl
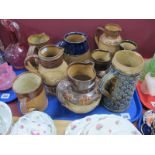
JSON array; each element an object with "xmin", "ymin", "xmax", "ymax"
[
  {"xmin": 0, "ymin": 101, "xmax": 12, "ymax": 134},
  {"xmin": 11, "ymin": 111, "xmax": 56, "ymax": 135}
]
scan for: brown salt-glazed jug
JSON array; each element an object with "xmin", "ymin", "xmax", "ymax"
[
  {"xmin": 57, "ymin": 61, "xmax": 102, "ymax": 114},
  {"xmin": 24, "ymin": 45, "xmax": 68, "ymax": 95},
  {"xmin": 95, "ymin": 23, "xmax": 122, "ymax": 55}
]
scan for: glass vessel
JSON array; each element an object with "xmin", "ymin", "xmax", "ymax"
[{"xmin": 1, "ymin": 19, "xmax": 28, "ymax": 69}]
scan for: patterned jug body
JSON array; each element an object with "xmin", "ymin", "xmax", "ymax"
[{"xmin": 99, "ymin": 50, "xmax": 144, "ymax": 112}]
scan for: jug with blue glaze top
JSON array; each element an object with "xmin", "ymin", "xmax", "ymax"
[{"xmin": 57, "ymin": 32, "xmax": 90, "ymax": 64}]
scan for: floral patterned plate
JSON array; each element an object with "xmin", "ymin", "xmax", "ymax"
[
  {"xmin": 65, "ymin": 114, "xmax": 101, "ymax": 135},
  {"xmin": 10, "ymin": 111, "xmax": 56, "ymax": 135},
  {"xmin": 65, "ymin": 114, "xmax": 141, "ymax": 135},
  {"xmin": 87, "ymin": 115, "xmax": 140, "ymax": 135}
]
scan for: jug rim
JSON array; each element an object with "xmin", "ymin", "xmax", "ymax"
[
  {"xmin": 67, "ymin": 62, "xmax": 96, "ymax": 83},
  {"xmin": 105, "ymin": 23, "xmax": 122, "ymax": 32},
  {"xmin": 91, "ymin": 49, "xmax": 112, "ymax": 63},
  {"xmin": 64, "ymin": 32, "xmax": 87, "ymax": 44},
  {"xmin": 112, "ymin": 50, "xmax": 144, "ymax": 75},
  {"xmin": 120, "ymin": 40, "xmax": 137, "ymax": 50},
  {"xmin": 12, "ymin": 72, "xmax": 43, "ymax": 95},
  {"xmin": 38, "ymin": 45, "xmax": 64, "ymax": 61},
  {"xmin": 28, "ymin": 33, "xmax": 50, "ymax": 46}
]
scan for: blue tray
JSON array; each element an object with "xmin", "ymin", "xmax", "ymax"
[
  {"xmin": 0, "ymin": 68, "xmax": 27, "ymax": 103},
  {"xmin": 14, "ymin": 68, "xmax": 27, "ymax": 76},
  {"xmin": 18, "ymin": 90, "xmax": 142, "ymax": 122}
]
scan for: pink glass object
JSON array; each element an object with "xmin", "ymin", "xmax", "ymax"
[
  {"xmin": 1, "ymin": 19, "xmax": 28, "ymax": 69},
  {"xmin": 0, "ymin": 62, "xmax": 16, "ymax": 91}
]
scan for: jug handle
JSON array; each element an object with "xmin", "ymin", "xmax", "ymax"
[
  {"xmin": 99, "ymin": 69, "xmax": 116, "ymax": 98},
  {"xmin": 19, "ymin": 97, "xmax": 37, "ymax": 114},
  {"xmin": 94, "ymin": 26, "xmax": 105, "ymax": 46},
  {"xmin": 27, "ymin": 45, "xmax": 38, "ymax": 56},
  {"xmin": 24, "ymin": 55, "xmax": 39, "ymax": 74},
  {"xmin": 19, "ymin": 97, "xmax": 28, "ymax": 114}
]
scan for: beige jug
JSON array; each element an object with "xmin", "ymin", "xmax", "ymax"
[
  {"xmin": 95, "ymin": 23, "xmax": 122, "ymax": 55},
  {"xmin": 25, "ymin": 45, "xmax": 68, "ymax": 95}
]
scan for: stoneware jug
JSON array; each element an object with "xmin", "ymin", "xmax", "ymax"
[
  {"xmin": 27, "ymin": 33, "xmax": 50, "ymax": 56},
  {"xmin": 12, "ymin": 72, "xmax": 48, "ymax": 114},
  {"xmin": 99, "ymin": 50, "xmax": 144, "ymax": 112},
  {"xmin": 57, "ymin": 61, "xmax": 102, "ymax": 114},
  {"xmin": 1, "ymin": 19, "xmax": 28, "ymax": 69},
  {"xmin": 91, "ymin": 49, "xmax": 112, "ymax": 78},
  {"xmin": 95, "ymin": 23, "xmax": 122, "ymax": 55},
  {"xmin": 56, "ymin": 32, "xmax": 90, "ymax": 64},
  {"xmin": 24, "ymin": 45, "xmax": 68, "ymax": 95}
]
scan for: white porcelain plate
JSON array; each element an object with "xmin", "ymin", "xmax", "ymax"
[
  {"xmin": 0, "ymin": 101, "xmax": 12, "ymax": 135},
  {"xmin": 11, "ymin": 111, "xmax": 56, "ymax": 135},
  {"xmin": 65, "ymin": 114, "xmax": 141, "ymax": 135}
]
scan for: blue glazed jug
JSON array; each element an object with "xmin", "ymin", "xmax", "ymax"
[{"xmin": 56, "ymin": 32, "xmax": 90, "ymax": 64}]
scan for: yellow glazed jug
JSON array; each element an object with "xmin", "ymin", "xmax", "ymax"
[{"xmin": 27, "ymin": 33, "xmax": 50, "ymax": 56}]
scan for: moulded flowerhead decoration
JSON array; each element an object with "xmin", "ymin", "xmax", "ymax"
[{"xmin": 0, "ymin": 62, "xmax": 16, "ymax": 91}]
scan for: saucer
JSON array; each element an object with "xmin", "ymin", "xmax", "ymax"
[{"xmin": 11, "ymin": 111, "xmax": 56, "ymax": 135}]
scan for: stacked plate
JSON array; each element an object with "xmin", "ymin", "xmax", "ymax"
[
  {"xmin": 65, "ymin": 114, "xmax": 141, "ymax": 135},
  {"xmin": 0, "ymin": 101, "xmax": 12, "ymax": 135},
  {"xmin": 11, "ymin": 111, "xmax": 56, "ymax": 135}
]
